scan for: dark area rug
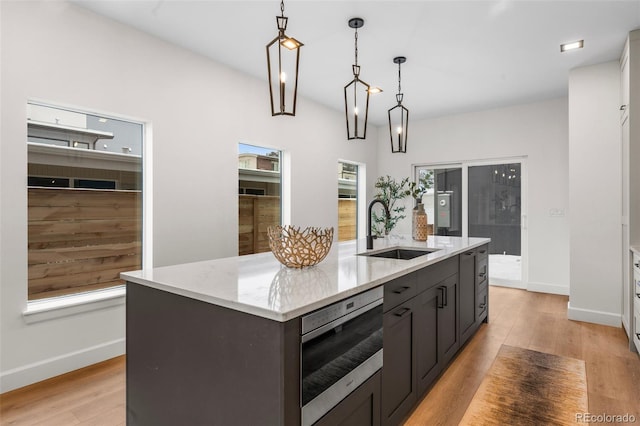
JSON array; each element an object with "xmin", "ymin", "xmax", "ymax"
[{"xmin": 459, "ymin": 345, "xmax": 588, "ymax": 425}]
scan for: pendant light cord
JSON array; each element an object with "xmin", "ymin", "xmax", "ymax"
[
  {"xmin": 397, "ymin": 62, "xmax": 402, "ymax": 94},
  {"xmin": 354, "ymin": 28, "xmax": 359, "ymax": 67}
]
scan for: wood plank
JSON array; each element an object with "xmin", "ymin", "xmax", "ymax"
[
  {"xmin": 28, "ymin": 233, "xmax": 140, "ymax": 251},
  {"xmin": 28, "ymin": 219, "xmax": 140, "ymax": 237},
  {"xmin": 28, "ymin": 188, "xmax": 140, "ymax": 208},
  {"xmin": 28, "ymin": 253, "xmax": 141, "ymax": 279},
  {"xmin": 28, "ymin": 242, "xmax": 141, "ymax": 265},
  {"xmin": 29, "ymin": 281, "xmax": 124, "ymax": 300},
  {"xmin": 29, "ymin": 205, "xmax": 140, "ymax": 221},
  {"xmin": 28, "ymin": 265, "xmax": 131, "ymax": 295}
]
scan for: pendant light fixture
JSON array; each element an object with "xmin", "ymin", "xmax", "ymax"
[
  {"xmin": 388, "ymin": 56, "xmax": 409, "ymax": 153},
  {"xmin": 344, "ymin": 17, "xmax": 371, "ymax": 140},
  {"xmin": 266, "ymin": 0, "xmax": 303, "ymax": 116}
]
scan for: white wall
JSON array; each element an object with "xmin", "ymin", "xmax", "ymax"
[
  {"xmin": 0, "ymin": 1, "xmax": 378, "ymax": 392},
  {"xmin": 376, "ymin": 98, "xmax": 570, "ymax": 295},
  {"xmin": 568, "ymin": 61, "xmax": 622, "ymax": 326}
]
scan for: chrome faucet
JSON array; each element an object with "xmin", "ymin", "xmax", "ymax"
[{"xmin": 367, "ymin": 199, "xmax": 391, "ymax": 250}]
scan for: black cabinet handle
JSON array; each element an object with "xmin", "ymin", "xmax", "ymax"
[
  {"xmin": 464, "ymin": 251, "xmax": 474, "ymax": 256},
  {"xmin": 438, "ymin": 287, "xmax": 445, "ymax": 309},
  {"xmin": 479, "ymin": 303, "xmax": 486, "ymax": 309},
  {"xmin": 635, "ymin": 262, "xmax": 640, "ymax": 268},
  {"xmin": 636, "ymin": 333, "xmax": 640, "ymax": 339},
  {"xmin": 393, "ymin": 286, "xmax": 411, "ymax": 295},
  {"xmin": 479, "ymin": 272, "xmax": 486, "ymax": 278},
  {"xmin": 444, "ymin": 286, "xmax": 448, "ymax": 307},
  {"xmin": 394, "ymin": 307, "xmax": 411, "ymax": 318},
  {"xmin": 636, "ymin": 293, "xmax": 640, "ymax": 298},
  {"xmin": 478, "ymin": 249, "xmax": 487, "ymax": 254}
]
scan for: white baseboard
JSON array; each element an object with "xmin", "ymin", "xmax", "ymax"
[
  {"xmin": 567, "ymin": 302, "xmax": 622, "ymax": 327},
  {"xmin": 0, "ymin": 338, "xmax": 125, "ymax": 393},
  {"xmin": 527, "ymin": 281, "xmax": 569, "ymax": 296}
]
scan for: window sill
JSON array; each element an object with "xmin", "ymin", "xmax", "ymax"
[{"xmin": 23, "ymin": 286, "xmax": 126, "ymax": 324}]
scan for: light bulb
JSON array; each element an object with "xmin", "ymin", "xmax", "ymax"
[
  {"xmin": 397, "ymin": 126, "xmax": 402, "ymax": 134},
  {"xmin": 354, "ymin": 106, "xmax": 359, "ymax": 116},
  {"xmin": 280, "ymin": 72, "xmax": 287, "ymax": 83}
]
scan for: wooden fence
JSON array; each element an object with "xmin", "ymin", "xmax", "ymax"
[
  {"xmin": 239, "ymin": 195, "xmax": 280, "ymax": 255},
  {"xmin": 338, "ymin": 199, "xmax": 356, "ymax": 241},
  {"xmin": 28, "ymin": 187, "xmax": 141, "ymax": 300},
  {"xmin": 239, "ymin": 196, "xmax": 358, "ymax": 255}
]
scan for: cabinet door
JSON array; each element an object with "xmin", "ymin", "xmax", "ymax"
[
  {"xmin": 415, "ymin": 284, "xmax": 441, "ymax": 395},
  {"xmin": 382, "ymin": 301, "xmax": 416, "ymax": 426},
  {"xmin": 459, "ymin": 250, "xmax": 477, "ymax": 345},
  {"xmin": 314, "ymin": 371, "xmax": 381, "ymax": 426},
  {"xmin": 438, "ymin": 274, "xmax": 459, "ymax": 366}
]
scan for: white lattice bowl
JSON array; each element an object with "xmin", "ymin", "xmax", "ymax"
[{"xmin": 267, "ymin": 225, "xmax": 334, "ymax": 268}]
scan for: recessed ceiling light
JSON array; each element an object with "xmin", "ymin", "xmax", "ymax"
[{"xmin": 560, "ymin": 40, "xmax": 584, "ymax": 52}]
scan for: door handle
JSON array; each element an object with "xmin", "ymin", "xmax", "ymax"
[
  {"xmin": 393, "ymin": 286, "xmax": 411, "ymax": 295},
  {"xmin": 394, "ymin": 307, "xmax": 411, "ymax": 318}
]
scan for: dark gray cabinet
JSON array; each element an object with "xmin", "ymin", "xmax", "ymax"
[
  {"xmin": 314, "ymin": 371, "xmax": 381, "ymax": 426},
  {"xmin": 382, "ymin": 299, "xmax": 416, "ymax": 426},
  {"xmin": 476, "ymin": 244, "xmax": 489, "ymax": 323},
  {"xmin": 382, "ymin": 258, "xmax": 459, "ymax": 426},
  {"xmin": 459, "ymin": 248, "xmax": 478, "ymax": 345},
  {"xmin": 415, "ymin": 284, "xmax": 440, "ymax": 394},
  {"xmin": 382, "ymin": 249, "xmax": 490, "ymax": 426},
  {"xmin": 437, "ymin": 274, "xmax": 459, "ymax": 366}
]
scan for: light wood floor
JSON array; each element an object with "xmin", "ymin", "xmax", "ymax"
[{"xmin": 1, "ymin": 286, "xmax": 639, "ymax": 425}]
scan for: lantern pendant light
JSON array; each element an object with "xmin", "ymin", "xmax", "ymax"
[
  {"xmin": 344, "ymin": 17, "xmax": 371, "ymax": 140},
  {"xmin": 388, "ymin": 56, "xmax": 409, "ymax": 153},
  {"xmin": 266, "ymin": 0, "xmax": 303, "ymax": 116}
]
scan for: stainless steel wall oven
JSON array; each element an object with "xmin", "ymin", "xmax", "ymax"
[{"xmin": 300, "ymin": 286, "xmax": 383, "ymax": 426}]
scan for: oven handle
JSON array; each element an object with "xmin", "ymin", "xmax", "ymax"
[{"xmin": 301, "ymin": 298, "xmax": 383, "ymax": 344}]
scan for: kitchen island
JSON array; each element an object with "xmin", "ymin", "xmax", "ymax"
[{"xmin": 122, "ymin": 235, "xmax": 490, "ymax": 426}]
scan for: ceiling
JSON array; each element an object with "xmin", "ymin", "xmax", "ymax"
[{"xmin": 76, "ymin": 0, "xmax": 640, "ymax": 125}]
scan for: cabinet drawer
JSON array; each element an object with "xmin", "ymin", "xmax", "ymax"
[
  {"xmin": 384, "ymin": 272, "xmax": 417, "ymax": 313},
  {"xmin": 477, "ymin": 278, "xmax": 488, "ymax": 296},
  {"xmin": 476, "ymin": 244, "xmax": 489, "ymax": 260},
  {"xmin": 476, "ymin": 257, "xmax": 488, "ymax": 287},
  {"xmin": 477, "ymin": 287, "xmax": 488, "ymax": 321},
  {"xmin": 415, "ymin": 256, "xmax": 458, "ymax": 292}
]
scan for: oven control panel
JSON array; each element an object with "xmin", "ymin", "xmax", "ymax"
[{"xmin": 301, "ymin": 286, "xmax": 383, "ymax": 335}]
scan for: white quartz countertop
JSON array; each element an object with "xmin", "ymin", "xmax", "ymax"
[{"xmin": 121, "ymin": 235, "xmax": 490, "ymax": 322}]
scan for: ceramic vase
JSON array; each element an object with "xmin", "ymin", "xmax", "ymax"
[{"xmin": 412, "ymin": 203, "xmax": 428, "ymax": 241}]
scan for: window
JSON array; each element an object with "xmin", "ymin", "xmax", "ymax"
[
  {"xmin": 27, "ymin": 102, "xmax": 143, "ymax": 300},
  {"xmin": 338, "ymin": 161, "xmax": 358, "ymax": 241},
  {"xmin": 238, "ymin": 143, "xmax": 282, "ymax": 255}
]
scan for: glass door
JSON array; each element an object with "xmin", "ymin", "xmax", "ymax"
[
  {"xmin": 468, "ymin": 163, "xmax": 522, "ymax": 286},
  {"xmin": 416, "ymin": 165, "xmax": 463, "ymax": 237},
  {"xmin": 416, "ymin": 159, "xmax": 526, "ymax": 288}
]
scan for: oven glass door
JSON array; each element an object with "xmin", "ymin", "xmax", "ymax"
[{"xmin": 301, "ymin": 302, "xmax": 383, "ymax": 407}]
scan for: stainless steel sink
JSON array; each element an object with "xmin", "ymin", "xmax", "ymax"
[{"xmin": 358, "ymin": 247, "xmax": 440, "ymax": 260}]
